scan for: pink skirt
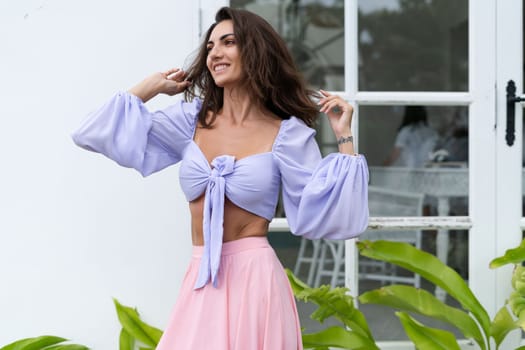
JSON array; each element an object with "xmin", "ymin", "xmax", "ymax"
[{"xmin": 156, "ymin": 236, "xmax": 303, "ymax": 350}]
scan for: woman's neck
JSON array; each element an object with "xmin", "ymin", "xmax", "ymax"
[{"xmin": 220, "ymin": 86, "xmax": 265, "ymax": 125}]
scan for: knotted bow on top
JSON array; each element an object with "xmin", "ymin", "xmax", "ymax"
[{"xmin": 194, "ymin": 155, "xmax": 236, "ymax": 289}]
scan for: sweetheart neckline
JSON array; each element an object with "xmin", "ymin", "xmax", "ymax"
[
  {"xmin": 189, "ymin": 141, "xmax": 274, "ymax": 169},
  {"xmin": 189, "ymin": 117, "xmax": 289, "ymax": 169}
]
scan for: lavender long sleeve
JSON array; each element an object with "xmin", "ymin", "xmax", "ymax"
[
  {"xmin": 273, "ymin": 118, "xmax": 369, "ymax": 239},
  {"xmin": 72, "ymin": 91, "xmax": 200, "ymax": 176}
]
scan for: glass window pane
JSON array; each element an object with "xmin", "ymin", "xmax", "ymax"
[
  {"xmin": 359, "ymin": 105, "xmax": 469, "ymax": 340},
  {"xmin": 231, "ymin": 0, "xmax": 345, "ymax": 90},
  {"xmin": 358, "ymin": 0, "xmax": 468, "ymax": 91},
  {"xmin": 359, "ymin": 105, "xmax": 469, "ymax": 216}
]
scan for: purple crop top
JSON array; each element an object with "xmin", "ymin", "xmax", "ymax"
[{"xmin": 72, "ymin": 91, "xmax": 369, "ymax": 289}]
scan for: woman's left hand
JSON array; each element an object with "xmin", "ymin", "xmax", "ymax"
[{"xmin": 318, "ymin": 89, "xmax": 353, "ymax": 138}]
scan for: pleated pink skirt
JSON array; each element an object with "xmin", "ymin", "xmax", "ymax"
[{"xmin": 156, "ymin": 236, "xmax": 303, "ymax": 350}]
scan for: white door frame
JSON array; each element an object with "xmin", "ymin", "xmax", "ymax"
[
  {"xmin": 495, "ymin": 0, "xmax": 524, "ymax": 347},
  {"xmin": 468, "ymin": 0, "xmax": 498, "ymax": 318}
]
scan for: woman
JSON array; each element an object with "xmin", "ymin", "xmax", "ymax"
[
  {"xmin": 72, "ymin": 7, "xmax": 368, "ymax": 350},
  {"xmin": 383, "ymin": 105, "xmax": 438, "ymax": 167}
]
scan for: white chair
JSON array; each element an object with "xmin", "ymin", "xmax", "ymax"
[
  {"xmin": 312, "ymin": 186, "xmax": 425, "ymax": 289},
  {"xmin": 314, "ymin": 238, "xmax": 345, "ymax": 288},
  {"xmin": 359, "ymin": 186, "xmax": 425, "ymax": 288},
  {"xmin": 293, "ymin": 238, "xmax": 322, "ymax": 286}
]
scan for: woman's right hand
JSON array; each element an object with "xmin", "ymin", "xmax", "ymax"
[{"xmin": 128, "ymin": 68, "xmax": 191, "ymax": 103}]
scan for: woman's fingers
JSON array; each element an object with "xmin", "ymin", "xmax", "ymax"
[
  {"xmin": 161, "ymin": 68, "xmax": 187, "ymax": 82},
  {"xmin": 167, "ymin": 70, "xmax": 186, "ymax": 81},
  {"xmin": 320, "ymin": 99, "xmax": 343, "ymax": 114},
  {"xmin": 318, "ymin": 89, "xmax": 353, "ymax": 136},
  {"xmin": 320, "ymin": 89, "xmax": 330, "ymax": 97},
  {"xmin": 166, "ymin": 80, "xmax": 192, "ymax": 95},
  {"xmin": 163, "ymin": 68, "xmax": 179, "ymax": 75},
  {"xmin": 318, "ymin": 94, "xmax": 345, "ymax": 114},
  {"xmin": 318, "ymin": 90, "xmax": 344, "ymax": 106}
]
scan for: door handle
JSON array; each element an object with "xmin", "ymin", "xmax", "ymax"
[{"xmin": 506, "ymin": 80, "xmax": 525, "ymax": 146}]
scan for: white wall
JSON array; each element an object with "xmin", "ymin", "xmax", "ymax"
[{"xmin": 0, "ymin": 1, "xmax": 199, "ymax": 348}]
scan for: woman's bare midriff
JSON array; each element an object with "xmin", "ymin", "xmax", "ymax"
[{"xmin": 189, "ymin": 195, "xmax": 270, "ymax": 246}]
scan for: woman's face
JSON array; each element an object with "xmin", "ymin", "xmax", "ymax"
[{"xmin": 206, "ymin": 20, "xmax": 242, "ymax": 88}]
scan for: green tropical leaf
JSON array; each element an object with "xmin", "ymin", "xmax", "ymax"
[
  {"xmin": 357, "ymin": 240, "xmax": 491, "ymax": 338},
  {"xmin": 0, "ymin": 336, "xmax": 67, "ymax": 350},
  {"xmin": 515, "ymin": 310, "xmax": 525, "ymax": 331},
  {"xmin": 42, "ymin": 345, "xmax": 89, "ymax": 350},
  {"xmin": 119, "ymin": 328, "xmax": 134, "ymax": 350},
  {"xmin": 396, "ymin": 312, "xmax": 461, "ymax": 350},
  {"xmin": 490, "ymin": 239, "xmax": 525, "ymax": 268},
  {"xmin": 113, "ymin": 299, "xmax": 163, "ymax": 348},
  {"xmin": 359, "ymin": 285, "xmax": 485, "ymax": 349},
  {"xmin": 286, "ymin": 269, "xmax": 373, "ymax": 340},
  {"xmin": 302, "ymin": 326, "xmax": 379, "ymax": 350},
  {"xmin": 491, "ymin": 305, "xmax": 519, "ymax": 349}
]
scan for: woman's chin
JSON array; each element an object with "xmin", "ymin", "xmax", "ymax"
[{"xmin": 213, "ymin": 77, "xmax": 242, "ymax": 90}]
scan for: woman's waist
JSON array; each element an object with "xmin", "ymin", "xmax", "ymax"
[
  {"xmin": 191, "ymin": 226, "xmax": 269, "ymax": 246},
  {"xmin": 191, "ymin": 215, "xmax": 270, "ymax": 244},
  {"xmin": 191, "ymin": 235, "xmax": 271, "ymax": 257}
]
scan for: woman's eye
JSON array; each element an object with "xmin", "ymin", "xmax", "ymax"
[{"xmin": 225, "ymin": 40, "xmax": 235, "ymax": 45}]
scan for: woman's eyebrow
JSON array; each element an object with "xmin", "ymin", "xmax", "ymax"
[{"xmin": 207, "ymin": 33, "xmax": 235, "ymax": 45}]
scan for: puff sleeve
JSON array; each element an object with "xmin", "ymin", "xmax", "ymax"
[
  {"xmin": 72, "ymin": 91, "xmax": 201, "ymax": 176},
  {"xmin": 274, "ymin": 117, "xmax": 369, "ymax": 239}
]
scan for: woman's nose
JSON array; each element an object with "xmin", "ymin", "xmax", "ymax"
[{"xmin": 209, "ymin": 45, "xmax": 223, "ymax": 58}]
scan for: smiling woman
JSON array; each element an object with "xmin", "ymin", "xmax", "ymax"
[{"xmin": 71, "ymin": 6, "xmax": 369, "ymax": 350}]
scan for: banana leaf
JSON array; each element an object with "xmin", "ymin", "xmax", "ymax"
[
  {"xmin": 302, "ymin": 326, "xmax": 378, "ymax": 350},
  {"xmin": 516, "ymin": 310, "xmax": 525, "ymax": 331},
  {"xmin": 357, "ymin": 240, "xmax": 491, "ymax": 339},
  {"xmin": 119, "ymin": 328, "xmax": 134, "ymax": 350},
  {"xmin": 490, "ymin": 239, "xmax": 525, "ymax": 268},
  {"xmin": 397, "ymin": 312, "xmax": 461, "ymax": 350},
  {"xmin": 286, "ymin": 269, "xmax": 372, "ymax": 340},
  {"xmin": 113, "ymin": 299, "xmax": 163, "ymax": 348},
  {"xmin": 40, "ymin": 346, "xmax": 89, "ymax": 350},
  {"xmin": 0, "ymin": 336, "xmax": 69, "ymax": 350},
  {"xmin": 491, "ymin": 305, "xmax": 519, "ymax": 349},
  {"xmin": 359, "ymin": 285, "xmax": 485, "ymax": 349}
]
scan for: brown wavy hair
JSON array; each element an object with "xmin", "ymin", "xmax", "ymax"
[{"xmin": 184, "ymin": 6, "xmax": 319, "ymax": 128}]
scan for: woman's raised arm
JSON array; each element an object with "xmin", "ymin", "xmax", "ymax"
[{"xmin": 129, "ymin": 68, "xmax": 191, "ymax": 102}]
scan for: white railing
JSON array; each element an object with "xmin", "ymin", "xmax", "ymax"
[{"xmin": 269, "ymin": 216, "xmax": 472, "ymax": 232}]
